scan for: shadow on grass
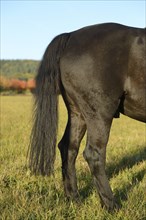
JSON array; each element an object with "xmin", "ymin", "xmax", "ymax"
[
  {"xmin": 78, "ymin": 145, "xmax": 146, "ymax": 203},
  {"xmin": 106, "ymin": 145, "xmax": 146, "ymax": 178},
  {"xmin": 78, "ymin": 172, "xmax": 93, "ymax": 200},
  {"xmin": 114, "ymin": 167, "xmax": 146, "ymax": 206}
]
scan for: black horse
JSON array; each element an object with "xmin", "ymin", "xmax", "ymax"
[{"xmin": 28, "ymin": 23, "xmax": 146, "ymax": 211}]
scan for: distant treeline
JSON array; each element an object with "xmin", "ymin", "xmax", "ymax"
[
  {"xmin": 0, "ymin": 60, "xmax": 38, "ymax": 94},
  {"xmin": 0, "ymin": 60, "xmax": 40, "ymax": 79},
  {"xmin": 0, "ymin": 76, "xmax": 35, "ymax": 94}
]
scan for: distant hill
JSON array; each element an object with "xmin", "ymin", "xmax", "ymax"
[{"xmin": 0, "ymin": 60, "xmax": 40, "ymax": 79}]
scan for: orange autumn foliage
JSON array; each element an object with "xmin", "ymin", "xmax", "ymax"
[{"xmin": 0, "ymin": 76, "xmax": 36, "ymax": 93}]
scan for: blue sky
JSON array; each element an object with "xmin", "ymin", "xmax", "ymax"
[{"xmin": 1, "ymin": 0, "xmax": 146, "ymax": 60}]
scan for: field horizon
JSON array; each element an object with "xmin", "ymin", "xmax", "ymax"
[{"xmin": 0, "ymin": 95, "xmax": 146, "ymax": 220}]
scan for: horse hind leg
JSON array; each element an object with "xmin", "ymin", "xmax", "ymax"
[
  {"xmin": 83, "ymin": 117, "xmax": 117, "ymax": 211},
  {"xmin": 58, "ymin": 101, "xmax": 86, "ymax": 199}
]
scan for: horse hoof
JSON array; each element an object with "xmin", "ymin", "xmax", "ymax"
[
  {"xmin": 101, "ymin": 201, "xmax": 120, "ymax": 213},
  {"xmin": 66, "ymin": 192, "xmax": 80, "ymax": 202}
]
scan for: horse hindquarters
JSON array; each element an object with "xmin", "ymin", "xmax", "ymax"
[{"xmin": 59, "ymin": 23, "xmax": 141, "ymax": 210}]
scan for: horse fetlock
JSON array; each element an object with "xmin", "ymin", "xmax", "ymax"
[
  {"xmin": 99, "ymin": 193, "xmax": 117, "ymax": 211},
  {"xmin": 64, "ymin": 181, "xmax": 79, "ymax": 200},
  {"xmin": 62, "ymin": 171, "xmax": 78, "ymax": 198}
]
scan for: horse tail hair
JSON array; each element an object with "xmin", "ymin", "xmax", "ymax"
[{"xmin": 28, "ymin": 33, "xmax": 70, "ymax": 176}]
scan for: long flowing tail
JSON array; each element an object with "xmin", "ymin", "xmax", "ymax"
[{"xmin": 28, "ymin": 33, "xmax": 70, "ymax": 175}]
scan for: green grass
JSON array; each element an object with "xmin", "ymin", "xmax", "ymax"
[{"xmin": 0, "ymin": 96, "xmax": 146, "ymax": 220}]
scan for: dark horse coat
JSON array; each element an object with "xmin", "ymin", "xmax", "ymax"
[{"xmin": 29, "ymin": 23, "xmax": 146, "ymax": 211}]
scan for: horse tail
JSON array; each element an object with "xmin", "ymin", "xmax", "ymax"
[{"xmin": 28, "ymin": 33, "xmax": 70, "ymax": 176}]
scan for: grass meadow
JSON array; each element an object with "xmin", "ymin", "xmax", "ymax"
[{"xmin": 0, "ymin": 96, "xmax": 146, "ymax": 220}]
